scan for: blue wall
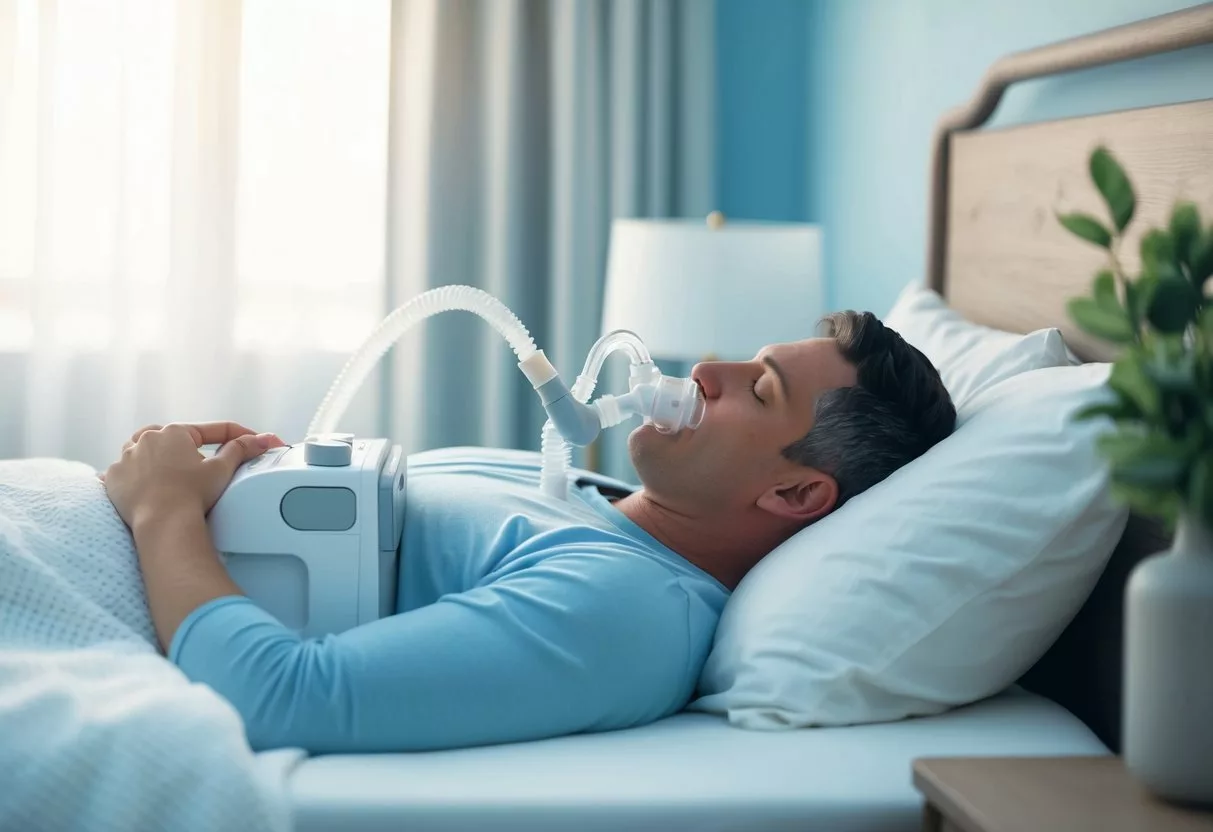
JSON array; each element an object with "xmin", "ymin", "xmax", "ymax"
[
  {"xmin": 715, "ymin": 0, "xmax": 809, "ymax": 222},
  {"xmin": 715, "ymin": 0, "xmax": 1213, "ymax": 318}
]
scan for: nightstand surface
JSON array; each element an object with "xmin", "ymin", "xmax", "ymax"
[{"xmin": 913, "ymin": 756, "xmax": 1213, "ymax": 832}]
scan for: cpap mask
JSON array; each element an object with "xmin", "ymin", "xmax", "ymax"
[
  {"xmin": 210, "ymin": 285, "xmax": 704, "ymax": 637},
  {"xmin": 596, "ymin": 372, "xmax": 706, "ymax": 435}
]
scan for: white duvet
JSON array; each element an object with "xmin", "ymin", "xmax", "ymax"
[{"xmin": 0, "ymin": 458, "xmax": 293, "ymax": 832}]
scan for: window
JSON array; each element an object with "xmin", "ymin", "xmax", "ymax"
[{"xmin": 0, "ymin": 0, "xmax": 391, "ymax": 353}]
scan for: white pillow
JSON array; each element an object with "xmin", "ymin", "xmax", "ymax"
[
  {"xmin": 885, "ymin": 282, "xmax": 1071, "ymax": 408},
  {"xmin": 690, "ymin": 363, "xmax": 1128, "ymax": 729}
]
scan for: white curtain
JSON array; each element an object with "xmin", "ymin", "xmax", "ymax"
[
  {"xmin": 0, "ymin": 0, "xmax": 713, "ymax": 481},
  {"xmin": 0, "ymin": 0, "xmax": 389, "ymax": 467}
]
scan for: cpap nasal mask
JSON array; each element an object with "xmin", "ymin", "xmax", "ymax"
[
  {"xmin": 595, "ymin": 371, "xmax": 706, "ymax": 435},
  {"xmin": 209, "ymin": 286, "xmax": 703, "ymax": 637}
]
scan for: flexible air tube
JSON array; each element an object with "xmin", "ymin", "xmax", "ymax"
[
  {"xmin": 538, "ymin": 329, "xmax": 655, "ymax": 500},
  {"xmin": 310, "ymin": 289, "xmax": 653, "ymax": 502},
  {"xmin": 538, "ymin": 420, "xmax": 571, "ymax": 499},
  {"xmin": 308, "ymin": 286, "xmax": 539, "ymax": 438},
  {"xmin": 573, "ymin": 329, "xmax": 652, "ymax": 396}
]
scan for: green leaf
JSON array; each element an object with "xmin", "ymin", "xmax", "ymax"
[
  {"xmin": 1199, "ymin": 305, "xmax": 1213, "ymax": 340},
  {"xmin": 1190, "ymin": 227, "xmax": 1213, "ymax": 285},
  {"xmin": 1096, "ymin": 429, "xmax": 1183, "ymax": 464},
  {"xmin": 1092, "ymin": 270, "xmax": 1119, "ymax": 312},
  {"xmin": 1109, "ymin": 354, "xmax": 1161, "ymax": 417},
  {"xmin": 1112, "ymin": 456, "xmax": 1188, "ymax": 489},
  {"xmin": 1090, "ymin": 147, "xmax": 1136, "ymax": 232},
  {"xmin": 1124, "ymin": 277, "xmax": 1153, "ymax": 331},
  {"xmin": 1099, "ymin": 430, "xmax": 1191, "ymax": 489},
  {"xmin": 1146, "ymin": 276, "xmax": 1200, "ymax": 334},
  {"xmin": 1188, "ymin": 454, "xmax": 1213, "ymax": 530},
  {"xmin": 1156, "ymin": 261, "xmax": 1184, "ymax": 283},
  {"xmin": 1143, "ymin": 351, "xmax": 1197, "ymax": 393},
  {"xmin": 1058, "ymin": 212, "xmax": 1113, "ymax": 249},
  {"xmin": 1110, "ymin": 481, "xmax": 1180, "ymax": 528},
  {"xmin": 1074, "ymin": 399, "xmax": 1142, "ymax": 423},
  {"xmin": 1170, "ymin": 202, "xmax": 1201, "ymax": 270},
  {"xmin": 1141, "ymin": 229, "xmax": 1177, "ymax": 276},
  {"xmin": 1068, "ymin": 297, "xmax": 1134, "ymax": 342}
]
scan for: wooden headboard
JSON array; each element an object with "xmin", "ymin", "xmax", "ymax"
[{"xmin": 925, "ymin": 5, "xmax": 1213, "ymax": 752}]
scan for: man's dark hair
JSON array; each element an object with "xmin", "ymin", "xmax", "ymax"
[{"xmin": 782, "ymin": 310, "xmax": 956, "ymax": 510}]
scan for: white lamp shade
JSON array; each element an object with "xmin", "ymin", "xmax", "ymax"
[{"xmin": 601, "ymin": 218, "xmax": 824, "ymax": 361}]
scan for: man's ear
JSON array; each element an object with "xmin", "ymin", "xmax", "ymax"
[{"xmin": 755, "ymin": 470, "xmax": 838, "ymax": 524}]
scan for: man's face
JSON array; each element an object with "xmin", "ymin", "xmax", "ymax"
[{"xmin": 629, "ymin": 338, "xmax": 858, "ymax": 516}]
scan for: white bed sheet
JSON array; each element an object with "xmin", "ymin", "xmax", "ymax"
[{"xmin": 282, "ymin": 686, "xmax": 1107, "ymax": 832}]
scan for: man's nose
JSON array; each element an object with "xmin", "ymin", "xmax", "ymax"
[
  {"xmin": 691, "ymin": 361, "xmax": 746, "ymax": 399},
  {"xmin": 691, "ymin": 362, "xmax": 720, "ymax": 399}
]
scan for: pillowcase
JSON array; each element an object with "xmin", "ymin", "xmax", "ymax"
[
  {"xmin": 690, "ymin": 362, "xmax": 1128, "ymax": 729},
  {"xmin": 884, "ymin": 282, "xmax": 1071, "ymax": 409}
]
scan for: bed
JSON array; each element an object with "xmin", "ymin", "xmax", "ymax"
[
  {"xmin": 274, "ymin": 7, "xmax": 1213, "ymax": 831},
  {"xmin": 285, "ymin": 688, "xmax": 1100, "ymax": 832}
]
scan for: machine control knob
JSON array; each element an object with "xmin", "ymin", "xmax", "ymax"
[{"xmin": 304, "ymin": 433, "xmax": 355, "ymax": 467}]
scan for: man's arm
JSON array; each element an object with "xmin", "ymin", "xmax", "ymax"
[
  {"xmin": 101, "ymin": 421, "xmax": 284, "ymax": 652},
  {"xmin": 132, "ymin": 508, "xmax": 244, "ymax": 653},
  {"xmin": 170, "ymin": 553, "xmax": 692, "ymax": 752}
]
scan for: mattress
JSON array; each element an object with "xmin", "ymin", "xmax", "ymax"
[{"xmin": 281, "ymin": 686, "xmax": 1107, "ymax": 832}]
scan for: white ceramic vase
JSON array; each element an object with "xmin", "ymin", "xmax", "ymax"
[{"xmin": 1124, "ymin": 512, "xmax": 1213, "ymax": 806}]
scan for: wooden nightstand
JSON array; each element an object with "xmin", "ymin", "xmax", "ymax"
[{"xmin": 913, "ymin": 756, "xmax": 1213, "ymax": 832}]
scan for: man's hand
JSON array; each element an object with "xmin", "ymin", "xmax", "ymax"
[
  {"xmin": 103, "ymin": 422, "xmax": 285, "ymax": 530},
  {"xmin": 102, "ymin": 422, "xmax": 285, "ymax": 652}
]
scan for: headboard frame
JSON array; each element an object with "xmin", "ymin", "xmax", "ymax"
[
  {"xmin": 923, "ymin": 4, "xmax": 1213, "ymax": 752},
  {"xmin": 927, "ymin": 5, "xmax": 1213, "ymax": 297}
]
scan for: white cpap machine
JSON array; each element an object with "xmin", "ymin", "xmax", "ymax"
[
  {"xmin": 210, "ymin": 286, "xmax": 705, "ymax": 638},
  {"xmin": 209, "ymin": 435, "xmax": 405, "ymax": 638}
]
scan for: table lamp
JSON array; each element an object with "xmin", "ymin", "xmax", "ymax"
[{"xmin": 601, "ymin": 214, "xmax": 824, "ymax": 363}]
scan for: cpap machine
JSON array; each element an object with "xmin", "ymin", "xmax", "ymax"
[{"xmin": 209, "ymin": 286, "xmax": 705, "ymax": 637}]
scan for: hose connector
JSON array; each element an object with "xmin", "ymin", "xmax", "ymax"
[
  {"xmin": 536, "ymin": 376, "xmax": 603, "ymax": 447},
  {"xmin": 518, "ymin": 350, "xmax": 559, "ymax": 389},
  {"xmin": 629, "ymin": 361, "xmax": 660, "ymax": 390}
]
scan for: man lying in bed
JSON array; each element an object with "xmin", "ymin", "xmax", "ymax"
[{"xmin": 102, "ymin": 311, "xmax": 956, "ymax": 753}]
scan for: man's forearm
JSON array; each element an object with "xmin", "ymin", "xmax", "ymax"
[{"xmin": 132, "ymin": 508, "xmax": 244, "ymax": 652}]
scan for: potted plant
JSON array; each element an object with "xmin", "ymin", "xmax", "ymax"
[{"xmin": 1061, "ymin": 146, "xmax": 1213, "ymax": 806}]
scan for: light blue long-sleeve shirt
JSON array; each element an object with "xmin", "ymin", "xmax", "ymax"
[{"xmin": 170, "ymin": 448, "xmax": 730, "ymax": 753}]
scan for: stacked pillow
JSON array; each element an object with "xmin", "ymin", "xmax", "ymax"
[
  {"xmin": 690, "ymin": 282, "xmax": 1128, "ymax": 729},
  {"xmin": 883, "ymin": 283, "xmax": 1073, "ymax": 411}
]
